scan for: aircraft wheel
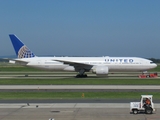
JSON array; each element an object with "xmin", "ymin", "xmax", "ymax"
[
  {"xmin": 76, "ymin": 74, "xmax": 87, "ymax": 78},
  {"xmin": 84, "ymin": 74, "xmax": 87, "ymax": 77},
  {"xmin": 76, "ymin": 74, "xmax": 80, "ymax": 78}
]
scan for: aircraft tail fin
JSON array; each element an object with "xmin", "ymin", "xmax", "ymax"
[{"xmin": 9, "ymin": 34, "xmax": 36, "ymax": 58}]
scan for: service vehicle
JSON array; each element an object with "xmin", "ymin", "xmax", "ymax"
[
  {"xmin": 130, "ymin": 95, "xmax": 156, "ymax": 114},
  {"xmin": 139, "ymin": 73, "xmax": 158, "ymax": 78}
]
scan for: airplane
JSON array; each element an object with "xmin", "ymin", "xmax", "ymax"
[{"xmin": 9, "ymin": 34, "xmax": 157, "ymax": 77}]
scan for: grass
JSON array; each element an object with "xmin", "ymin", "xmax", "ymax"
[
  {"xmin": 0, "ymin": 78, "xmax": 160, "ymax": 85},
  {"xmin": 0, "ymin": 92, "xmax": 160, "ymax": 99},
  {"xmin": 0, "ymin": 66, "xmax": 41, "ymax": 71}
]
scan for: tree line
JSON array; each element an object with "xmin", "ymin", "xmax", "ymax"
[{"xmin": 148, "ymin": 58, "xmax": 160, "ymax": 63}]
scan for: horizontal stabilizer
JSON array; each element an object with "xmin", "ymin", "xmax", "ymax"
[{"xmin": 9, "ymin": 59, "xmax": 29, "ymax": 65}]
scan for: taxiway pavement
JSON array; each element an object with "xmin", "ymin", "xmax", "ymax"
[
  {"xmin": 0, "ymin": 85, "xmax": 160, "ymax": 89},
  {"xmin": 0, "ymin": 103, "xmax": 160, "ymax": 120}
]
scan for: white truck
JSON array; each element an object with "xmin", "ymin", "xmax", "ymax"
[{"xmin": 130, "ymin": 95, "xmax": 156, "ymax": 114}]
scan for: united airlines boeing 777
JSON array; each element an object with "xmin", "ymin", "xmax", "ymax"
[{"xmin": 9, "ymin": 34, "xmax": 157, "ymax": 77}]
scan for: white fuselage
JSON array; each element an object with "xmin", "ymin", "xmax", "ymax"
[{"xmin": 11, "ymin": 56, "xmax": 157, "ymax": 72}]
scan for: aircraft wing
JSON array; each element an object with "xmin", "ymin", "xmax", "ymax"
[{"xmin": 54, "ymin": 59, "xmax": 93, "ymax": 70}]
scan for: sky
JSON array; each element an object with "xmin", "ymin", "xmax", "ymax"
[{"xmin": 0, "ymin": 0, "xmax": 160, "ymax": 58}]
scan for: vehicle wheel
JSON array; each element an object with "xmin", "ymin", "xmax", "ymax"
[
  {"xmin": 145, "ymin": 107, "xmax": 153, "ymax": 114},
  {"xmin": 146, "ymin": 75, "xmax": 150, "ymax": 78},
  {"xmin": 133, "ymin": 109, "xmax": 138, "ymax": 114}
]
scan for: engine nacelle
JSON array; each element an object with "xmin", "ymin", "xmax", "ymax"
[{"xmin": 92, "ymin": 66, "xmax": 109, "ymax": 76}]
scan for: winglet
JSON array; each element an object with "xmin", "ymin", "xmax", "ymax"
[{"xmin": 9, "ymin": 34, "xmax": 36, "ymax": 58}]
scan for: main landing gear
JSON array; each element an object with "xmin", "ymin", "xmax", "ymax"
[
  {"xmin": 76, "ymin": 69, "xmax": 88, "ymax": 78},
  {"xmin": 76, "ymin": 74, "xmax": 88, "ymax": 78}
]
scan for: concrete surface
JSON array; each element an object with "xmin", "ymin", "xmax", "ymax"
[{"xmin": 0, "ymin": 103, "xmax": 160, "ymax": 120}]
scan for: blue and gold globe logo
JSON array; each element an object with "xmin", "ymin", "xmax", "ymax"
[{"xmin": 18, "ymin": 45, "xmax": 35, "ymax": 58}]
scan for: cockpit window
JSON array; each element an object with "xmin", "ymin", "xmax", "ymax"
[{"xmin": 150, "ymin": 62, "xmax": 154, "ymax": 64}]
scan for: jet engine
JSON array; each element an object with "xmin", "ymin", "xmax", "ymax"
[{"xmin": 92, "ymin": 66, "xmax": 109, "ymax": 76}]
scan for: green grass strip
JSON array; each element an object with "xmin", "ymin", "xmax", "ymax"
[
  {"xmin": 0, "ymin": 66, "xmax": 41, "ymax": 71},
  {"xmin": 0, "ymin": 92, "xmax": 160, "ymax": 99},
  {"xmin": 0, "ymin": 78, "xmax": 160, "ymax": 85}
]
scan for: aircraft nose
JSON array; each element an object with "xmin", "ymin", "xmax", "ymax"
[{"xmin": 153, "ymin": 63, "xmax": 157, "ymax": 68}]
